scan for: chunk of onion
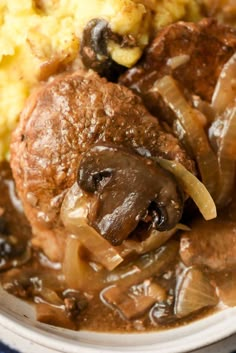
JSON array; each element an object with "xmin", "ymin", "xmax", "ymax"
[
  {"xmin": 175, "ymin": 267, "xmax": 219, "ymax": 318},
  {"xmin": 211, "ymin": 52, "xmax": 236, "ymax": 115},
  {"xmin": 105, "ymin": 240, "xmax": 179, "ymax": 289},
  {"xmin": 61, "ymin": 183, "xmax": 123, "ymax": 271},
  {"xmin": 167, "ymin": 55, "xmax": 190, "ymax": 70},
  {"xmin": 154, "ymin": 75, "xmax": 219, "ymax": 196},
  {"xmin": 65, "ymin": 222, "xmax": 123, "ymax": 271},
  {"xmin": 34, "ymin": 288, "xmax": 64, "ymax": 306},
  {"xmin": 192, "ymin": 95, "xmax": 216, "ymax": 123},
  {"xmin": 156, "ymin": 158, "xmax": 217, "ymax": 220},
  {"xmin": 122, "ymin": 227, "xmax": 177, "ymax": 255},
  {"xmin": 63, "ymin": 237, "xmax": 179, "ymax": 293},
  {"xmin": 63, "ymin": 236, "xmax": 105, "ymax": 292}
]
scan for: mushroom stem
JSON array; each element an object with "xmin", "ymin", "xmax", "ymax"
[{"xmin": 77, "ymin": 145, "xmax": 184, "ymax": 245}]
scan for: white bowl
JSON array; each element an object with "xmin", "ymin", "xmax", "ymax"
[{"xmin": 0, "ymin": 286, "xmax": 236, "ymax": 353}]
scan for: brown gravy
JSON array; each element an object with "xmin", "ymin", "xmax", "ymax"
[{"xmin": 0, "ymin": 161, "xmax": 235, "ymax": 332}]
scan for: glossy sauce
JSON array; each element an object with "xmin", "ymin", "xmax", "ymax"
[{"xmin": 0, "ymin": 162, "xmax": 235, "ymax": 332}]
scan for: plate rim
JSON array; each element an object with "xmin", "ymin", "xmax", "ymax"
[{"xmin": 0, "ymin": 293, "xmax": 236, "ymax": 353}]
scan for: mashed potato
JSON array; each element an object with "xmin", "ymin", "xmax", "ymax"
[
  {"xmin": 202, "ymin": 0, "xmax": 236, "ymax": 25},
  {"xmin": 0, "ymin": 0, "xmax": 202, "ymax": 160}
]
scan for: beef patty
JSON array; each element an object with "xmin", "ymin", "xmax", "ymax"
[
  {"xmin": 10, "ymin": 70, "xmax": 193, "ymax": 261},
  {"xmin": 120, "ymin": 18, "xmax": 236, "ymax": 123}
]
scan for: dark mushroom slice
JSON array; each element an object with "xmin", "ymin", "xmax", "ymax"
[
  {"xmin": 77, "ymin": 144, "xmax": 184, "ymax": 245},
  {"xmin": 80, "ymin": 18, "xmax": 127, "ymax": 81}
]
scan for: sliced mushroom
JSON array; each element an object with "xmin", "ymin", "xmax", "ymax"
[
  {"xmin": 77, "ymin": 144, "xmax": 184, "ymax": 245},
  {"xmin": 80, "ymin": 18, "xmax": 126, "ymax": 81},
  {"xmin": 36, "ymin": 303, "xmax": 77, "ymax": 330},
  {"xmin": 102, "ymin": 280, "xmax": 167, "ymax": 320}
]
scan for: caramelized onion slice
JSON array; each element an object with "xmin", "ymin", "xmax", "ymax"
[
  {"xmin": 219, "ymin": 106, "xmax": 236, "ymax": 160},
  {"xmin": 122, "ymin": 227, "xmax": 177, "ymax": 255},
  {"xmin": 215, "ymin": 157, "xmax": 235, "ymax": 207},
  {"xmin": 167, "ymin": 55, "xmax": 190, "ymax": 70},
  {"xmin": 66, "ymin": 222, "xmax": 123, "ymax": 271},
  {"xmin": 212, "ymin": 52, "xmax": 236, "ymax": 115},
  {"xmin": 156, "ymin": 158, "xmax": 217, "ymax": 221},
  {"xmin": 61, "ymin": 183, "xmax": 123, "ymax": 271},
  {"xmin": 154, "ymin": 75, "xmax": 218, "ymax": 196},
  {"xmin": 63, "ymin": 237, "xmax": 179, "ymax": 293},
  {"xmin": 106, "ymin": 240, "xmax": 179, "ymax": 289},
  {"xmin": 175, "ymin": 267, "xmax": 219, "ymax": 318},
  {"xmin": 63, "ymin": 236, "xmax": 105, "ymax": 292},
  {"xmin": 209, "ymin": 106, "xmax": 236, "ymax": 207},
  {"xmin": 192, "ymin": 95, "xmax": 215, "ymax": 123}
]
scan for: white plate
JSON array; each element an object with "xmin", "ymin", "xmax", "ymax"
[{"xmin": 0, "ymin": 286, "xmax": 236, "ymax": 353}]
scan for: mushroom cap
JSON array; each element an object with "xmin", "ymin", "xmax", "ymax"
[{"xmin": 78, "ymin": 144, "xmax": 184, "ymax": 245}]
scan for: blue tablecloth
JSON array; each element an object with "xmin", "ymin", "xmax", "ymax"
[
  {"xmin": 0, "ymin": 340, "xmax": 235, "ymax": 353},
  {"xmin": 0, "ymin": 342, "xmax": 19, "ymax": 353}
]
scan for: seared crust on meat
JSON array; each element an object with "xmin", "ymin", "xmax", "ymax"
[
  {"xmin": 10, "ymin": 70, "xmax": 194, "ymax": 261},
  {"xmin": 180, "ymin": 217, "xmax": 236, "ymax": 271},
  {"xmin": 120, "ymin": 18, "xmax": 236, "ymax": 121}
]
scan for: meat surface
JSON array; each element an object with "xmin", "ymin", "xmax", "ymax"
[
  {"xmin": 180, "ymin": 197, "xmax": 236, "ymax": 271},
  {"xmin": 180, "ymin": 217, "xmax": 236, "ymax": 271},
  {"xmin": 10, "ymin": 70, "xmax": 194, "ymax": 261},
  {"xmin": 120, "ymin": 18, "xmax": 236, "ymax": 123}
]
